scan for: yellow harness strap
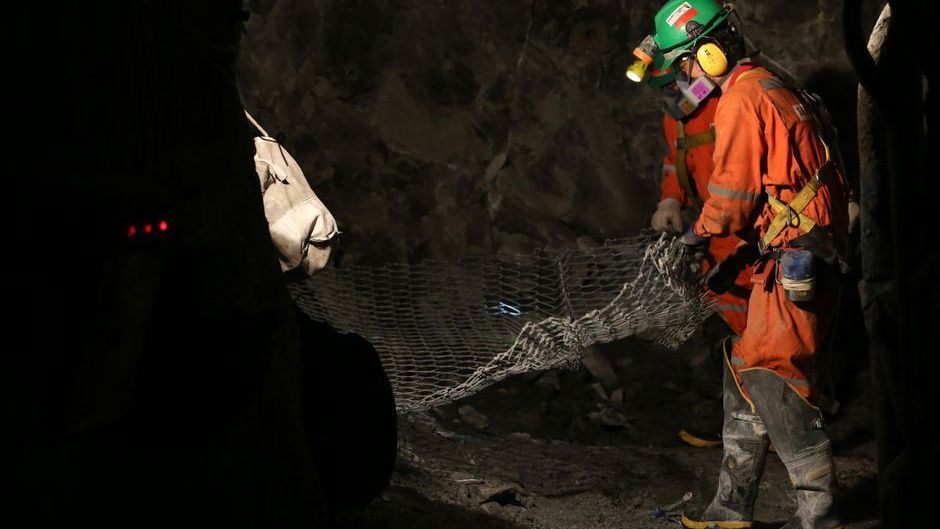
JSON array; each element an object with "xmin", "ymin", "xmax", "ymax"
[
  {"xmin": 675, "ymin": 121, "xmax": 716, "ymax": 209},
  {"xmin": 759, "ymin": 142, "xmax": 834, "ymax": 253}
]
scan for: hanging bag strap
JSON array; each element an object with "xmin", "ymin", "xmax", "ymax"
[{"xmin": 244, "ymin": 110, "xmax": 270, "ymax": 138}]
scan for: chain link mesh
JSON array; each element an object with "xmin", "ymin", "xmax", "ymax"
[{"xmin": 290, "ymin": 234, "xmax": 713, "ymax": 411}]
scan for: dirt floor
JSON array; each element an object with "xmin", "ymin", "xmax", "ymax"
[{"xmin": 337, "ymin": 329, "xmax": 880, "ymax": 529}]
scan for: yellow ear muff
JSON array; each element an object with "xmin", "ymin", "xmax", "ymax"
[{"xmin": 696, "ymin": 42, "xmax": 729, "ymax": 77}]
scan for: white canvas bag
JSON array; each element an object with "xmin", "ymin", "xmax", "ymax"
[{"xmin": 246, "ymin": 111, "xmax": 338, "ymax": 274}]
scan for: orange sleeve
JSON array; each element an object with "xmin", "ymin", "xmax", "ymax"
[
  {"xmin": 694, "ymin": 88, "xmax": 764, "ymax": 238},
  {"xmin": 659, "ymin": 115, "xmax": 686, "ymax": 203}
]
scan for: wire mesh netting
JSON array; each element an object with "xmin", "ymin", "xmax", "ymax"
[{"xmin": 290, "ymin": 233, "xmax": 714, "ymax": 411}]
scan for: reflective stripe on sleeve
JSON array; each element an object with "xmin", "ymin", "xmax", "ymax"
[{"xmin": 706, "ymin": 183, "xmax": 761, "ymax": 201}]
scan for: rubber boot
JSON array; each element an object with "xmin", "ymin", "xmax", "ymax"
[
  {"xmin": 681, "ymin": 340, "xmax": 770, "ymax": 528},
  {"xmin": 738, "ymin": 368, "xmax": 842, "ymax": 529}
]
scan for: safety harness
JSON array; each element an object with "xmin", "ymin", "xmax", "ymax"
[
  {"xmin": 758, "ymin": 144, "xmax": 835, "ymax": 254},
  {"xmin": 753, "ymin": 76, "xmax": 838, "ymax": 255},
  {"xmin": 675, "ymin": 120, "xmax": 716, "ymax": 210}
]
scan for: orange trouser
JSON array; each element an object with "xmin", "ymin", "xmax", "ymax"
[{"xmin": 730, "ymin": 259, "xmax": 839, "ymax": 400}]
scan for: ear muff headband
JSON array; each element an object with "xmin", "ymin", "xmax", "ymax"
[{"xmin": 695, "ymin": 41, "xmax": 729, "ymax": 77}]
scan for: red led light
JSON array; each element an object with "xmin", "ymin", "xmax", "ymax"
[
  {"xmin": 144, "ymin": 224, "xmax": 153, "ymax": 234},
  {"xmin": 128, "ymin": 225, "xmax": 137, "ymax": 238},
  {"xmin": 159, "ymin": 220, "xmax": 169, "ymax": 232}
]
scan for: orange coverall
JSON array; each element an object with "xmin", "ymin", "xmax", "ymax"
[
  {"xmin": 661, "ymin": 96, "xmax": 753, "ymax": 335},
  {"xmin": 692, "ymin": 64, "xmax": 850, "ymax": 400}
]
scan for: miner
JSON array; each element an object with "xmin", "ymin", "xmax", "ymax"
[{"xmin": 636, "ymin": 1, "xmax": 852, "ymax": 527}]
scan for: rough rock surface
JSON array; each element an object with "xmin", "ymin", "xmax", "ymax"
[{"xmin": 240, "ymin": 0, "xmax": 879, "ymax": 265}]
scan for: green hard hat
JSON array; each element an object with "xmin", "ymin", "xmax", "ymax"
[
  {"xmin": 652, "ymin": 0, "xmax": 730, "ymax": 67},
  {"xmin": 647, "ymin": 53, "xmax": 676, "ymax": 88}
]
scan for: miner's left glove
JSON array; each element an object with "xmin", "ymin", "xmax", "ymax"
[{"xmin": 651, "ymin": 198, "xmax": 683, "ymax": 233}]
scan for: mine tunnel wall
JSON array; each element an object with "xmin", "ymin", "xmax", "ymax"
[{"xmin": 239, "ymin": 0, "xmax": 883, "ymax": 264}]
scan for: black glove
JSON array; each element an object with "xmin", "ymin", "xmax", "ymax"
[
  {"xmin": 705, "ymin": 243, "xmax": 758, "ymax": 294},
  {"xmin": 678, "ymin": 227, "xmax": 709, "ymax": 272},
  {"xmin": 679, "ymin": 227, "xmax": 708, "ymax": 255}
]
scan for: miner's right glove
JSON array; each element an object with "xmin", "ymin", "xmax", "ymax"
[
  {"xmin": 678, "ymin": 227, "xmax": 709, "ymax": 271},
  {"xmin": 651, "ymin": 198, "xmax": 683, "ymax": 233}
]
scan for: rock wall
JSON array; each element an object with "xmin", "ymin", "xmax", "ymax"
[{"xmin": 239, "ymin": 0, "xmax": 881, "ymax": 264}]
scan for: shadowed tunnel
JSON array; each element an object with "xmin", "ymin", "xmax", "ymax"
[{"xmin": 13, "ymin": 1, "xmax": 932, "ymax": 528}]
